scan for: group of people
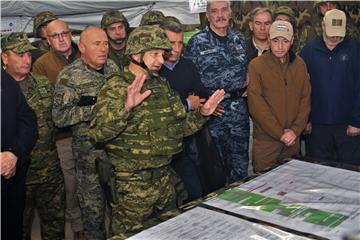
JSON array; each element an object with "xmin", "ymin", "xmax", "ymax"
[{"xmin": 1, "ymin": 1, "xmax": 359, "ymax": 240}]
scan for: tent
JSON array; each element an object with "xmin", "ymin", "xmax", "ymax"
[{"xmin": 1, "ymin": 1, "xmax": 201, "ymax": 35}]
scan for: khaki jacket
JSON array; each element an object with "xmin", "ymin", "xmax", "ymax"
[
  {"xmin": 32, "ymin": 43, "xmax": 80, "ymax": 85},
  {"xmin": 248, "ymin": 51, "xmax": 311, "ymax": 141}
]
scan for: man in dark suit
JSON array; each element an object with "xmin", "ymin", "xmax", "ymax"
[
  {"xmin": 1, "ymin": 68, "xmax": 38, "ymax": 240},
  {"xmin": 160, "ymin": 20, "xmax": 225, "ymax": 201}
]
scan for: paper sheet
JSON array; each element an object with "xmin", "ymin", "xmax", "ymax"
[
  {"xmin": 204, "ymin": 160, "xmax": 360, "ymax": 240},
  {"xmin": 127, "ymin": 207, "xmax": 311, "ymax": 240}
]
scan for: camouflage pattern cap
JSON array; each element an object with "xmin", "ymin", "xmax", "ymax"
[
  {"xmin": 274, "ymin": 6, "xmax": 295, "ymax": 18},
  {"xmin": 313, "ymin": 0, "xmax": 339, "ymax": 8},
  {"xmin": 125, "ymin": 26, "xmax": 171, "ymax": 55},
  {"xmin": 33, "ymin": 11, "xmax": 58, "ymax": 37},
  {"xmin": 140, "ymin": 10, "xmax": 165, "ymax": 26},
  {"xmin": 1, "ymin": 32, "xmax": 37, "ymax": 53},
  {"xmin": 101, "ymin": 10, "xmax": 129, "ymax": 29}
]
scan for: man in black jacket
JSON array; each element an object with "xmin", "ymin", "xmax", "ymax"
[
  {"xmin": 160, "ymin": 20, "xmax": 225, "ymax": 201},
  {"xmin": 1, "ymin": 69, "xmax": 38, "ymax": 240}
]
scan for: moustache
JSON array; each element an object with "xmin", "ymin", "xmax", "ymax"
[{"xmin": 215, "ymin": 17, "xmax": 227, "ymax": 22}]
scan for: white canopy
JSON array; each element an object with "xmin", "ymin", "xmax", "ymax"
[{"xmin": 1, "ymin": 1, "xmax": 201, "ymax": 34}]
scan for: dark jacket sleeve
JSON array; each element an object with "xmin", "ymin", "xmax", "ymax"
[{"xmin": 1, "ymin": 73, "xmax": 38, "ymax": 167}]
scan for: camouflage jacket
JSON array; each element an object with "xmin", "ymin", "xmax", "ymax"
[
  {"xmin": 89, "ymin": 67, "xmax": 207, "ymax": 171},
  {"xmin": 19, "ymin": 72, "xmax": 60, "ymax": 184},
  {"xmin": 52, "ymin": 58, "xmax": 119, "ymax": 160},
  {"xmin": 108, "ymin": 44, "xmax": 129, "ymax": 72}
]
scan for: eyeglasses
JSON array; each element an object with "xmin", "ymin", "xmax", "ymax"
[{"xmin": 47, "ymin": 31, "xmax": 70, "ymax": 40}]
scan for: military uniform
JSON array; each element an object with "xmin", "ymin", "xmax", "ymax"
[
  {"xmin": 140, "ymin": 10, "xmax": 165, "ymax": 26},
  {"xmin": 1, "ymin": 32, "xmax": 65, "ymax": 240},
  {"xmin": 20, "ymin": 73, "xmax": 65, "ymax": 240},
  {"xmin": 90, "ymin": 68, "xmax": 207, "ymax": 236},
  {"xmin": 89, "ymin": 26, "xmax": 207, "ymax": 237},
  {"xmin": 53, "ymin": 58, "xmax": 119, "ymax": 239},
  {"xmin": 184, "ymin": 26, "xmax": 249, "ymax": 182},
  {"xmin": 101, "ymin": 10, "xmax": 130, "ymax": 71},
  {"xmin": 108, "ymin": 44, "xmax": 129, "ymax": 71}
]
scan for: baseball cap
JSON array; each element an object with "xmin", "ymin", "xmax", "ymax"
[
  {"xmin": 269, "ymin": 20, "xmax": 293, "ymax": 41},
  {"xmin": 323, "ymin": 9, "xmax": 346, "ymax": 37}
]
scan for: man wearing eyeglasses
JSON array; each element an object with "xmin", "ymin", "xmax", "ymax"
[
  {"xmin": 33, "ymin": 19, "xmax": 80, "ymax": 85},
  {"xmin": 31, "ymin": 11, "xmax": 58, "ymax": 63},
  {"xmin": 32, "ymin": 19, "xmax": 84, "ymax": 239}
]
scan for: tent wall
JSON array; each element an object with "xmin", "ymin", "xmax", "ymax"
[{"xmin": 1, "ymin": 1, "xmax": 200, "ymax": 34}]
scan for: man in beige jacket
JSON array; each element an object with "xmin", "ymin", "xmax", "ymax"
[{"xmin": 247, "ymin": 20, "xmax": 311, "ymax": 172}]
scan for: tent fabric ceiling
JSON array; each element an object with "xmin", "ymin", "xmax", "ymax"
[{"xmin": 1, "ymin": 1, "xmax": 200, "ymax": 33}]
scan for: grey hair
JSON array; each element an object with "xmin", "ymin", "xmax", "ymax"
[
  {"xmin": 249, "ymin": 7, "xmax": 273, "ymax": 22},
  {"xmin": 206, "ymin": 0, "xmax": 231, "ymax": 12},
  {"xmin": 160, "ymin": 21, "xmax": 183, "ymax": 33}
]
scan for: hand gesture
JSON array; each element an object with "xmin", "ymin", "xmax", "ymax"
[
  {"xmin": 200, "ymin": 89, "xmax": 225, "ymax": 116},
  {"xmin": 212, "ymin": 104, "xmax": 225, "ymax": 116},
  {"xmin": 125, "ymin": 74, "xmax": 151, "ymax": 112}
]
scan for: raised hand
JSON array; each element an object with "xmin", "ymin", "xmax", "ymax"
[
  {"xmin": 200, "ymin": 89, "xmax": 225, "ymax": 116},
  {"xmin": 125, "ymin": 74, "xmax": 152, "ymax": 112},
  {"xmin": 212, "ymin": 104, "xmax": 225, "ymax": 116}
]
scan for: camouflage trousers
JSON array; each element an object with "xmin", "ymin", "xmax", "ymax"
[
  {"xmin": 76, "ymin": 164, "xmax": 106, "ymax": 240},
  {"xmin": 208, "ymin": 102, "xmax": 250, "ymax": 182},
  {"xmin": 110, "ymin": 165, "xmax": 177, "ymax": 238},
  {"xmin": 23, "ymin": 170, "xmax": 65, "ymax": 240}
]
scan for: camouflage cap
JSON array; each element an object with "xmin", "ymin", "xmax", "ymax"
[
  {"xmin": 33, "ymin": 11, "xmax": 58, "ymax": 37},
  {"xmin": 140, "ymin": 10, "xmax": 165, "ymax": 26},
  {"xmin": 1, "ymin": 32, "xmax": 37, "ymax": 53},
  {"xmin": 125, "ymin": 26, "xmax": 171, "ymax": 55},
  {"xmin": 313, "ymin": 0, "xmax": 340, "ymax": 8},
  {"xmin": 274, "ymin": 6, "xmax": 295, "ymax": 18},
  {"xmin": 101, "ymin": 10, "xmax": 129, "ymax": 29}
]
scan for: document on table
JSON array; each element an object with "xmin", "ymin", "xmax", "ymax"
[
  {"xmin": 127, "ymin": 206, "xmax": 311, "ymax": 240},
  {"xmin": 203, "ymin": 159, "xmax": 360, "ymax": 240}
]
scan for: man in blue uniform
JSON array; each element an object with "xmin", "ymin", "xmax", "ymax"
[{"xmin": 184, "ymin": 0, "xmax": 249, "ymax": 181}]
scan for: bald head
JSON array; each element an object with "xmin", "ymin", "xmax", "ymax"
[
  {"xmin": 46, "ymin": 19, "xmax": 72, "ymax": 55},
  {"xmin": 78, "ymin": 26, "xmax": 109, "ymax": 70},
  {"xmin": 46, "ymin": 19, "xmax": 69, "ymax": 35}
]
